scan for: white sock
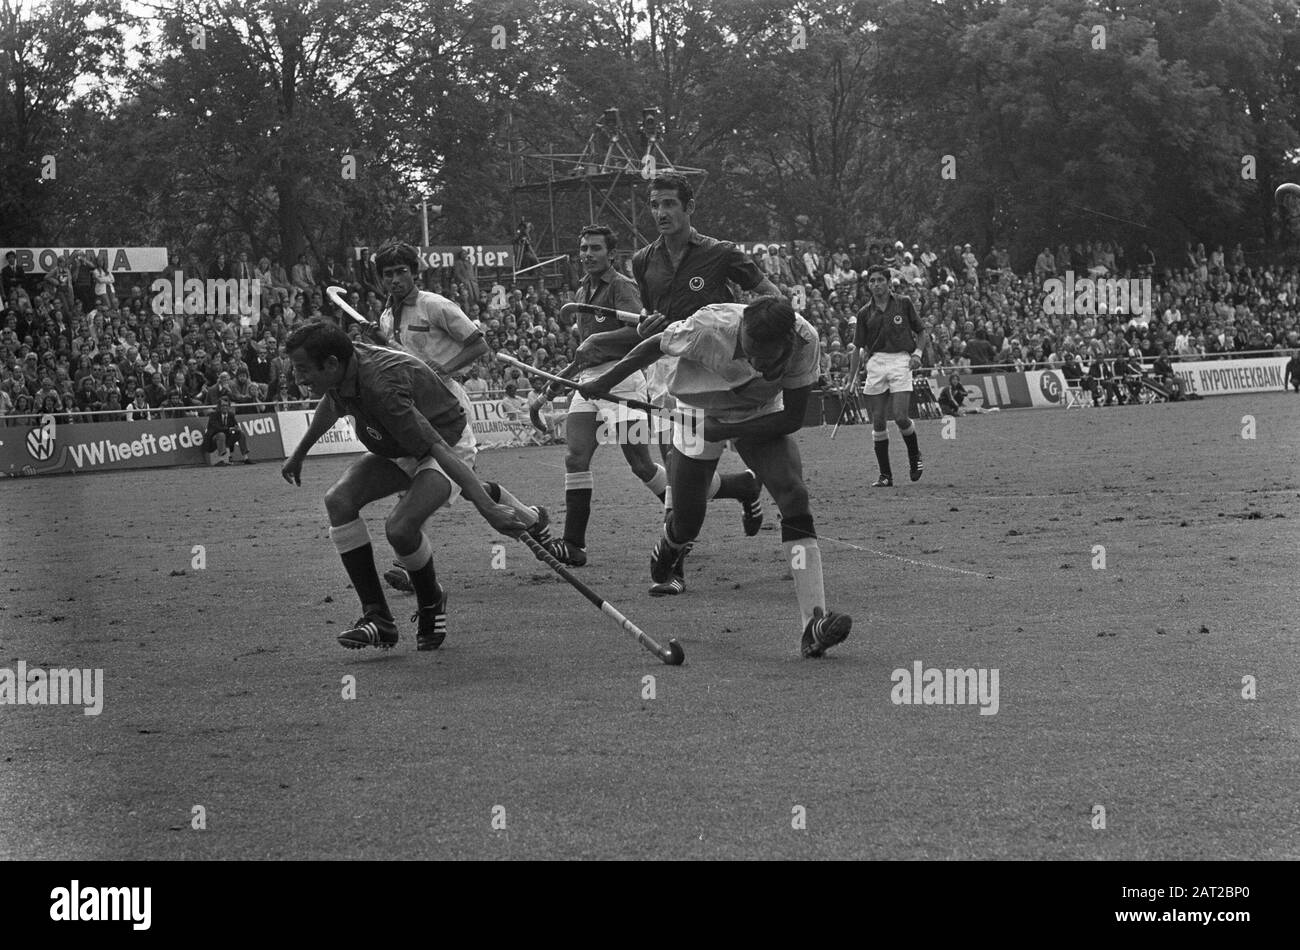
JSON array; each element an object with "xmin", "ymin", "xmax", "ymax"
[
  {"xmin": 784, "ymin": 537, "xmax": 825, "ymax": 630},
  {"xmin": 642, "ymin": 463, "xmax": 667, "ymax": 497}
]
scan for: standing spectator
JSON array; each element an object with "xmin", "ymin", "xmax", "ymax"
[
  {"xmin": 2, "ymin": 251, "xmax": 26, "ymax": 299},
  {"xmin": 453, "ymin": 248, "xmax": 480, "ymax": 304},
  {"xmin": 210, "ymin": 252, "xmax": 231, "ymax": 282},
  {"xmin": 802, "ymin": 245, "xmax": 822, "ymax": 287}
]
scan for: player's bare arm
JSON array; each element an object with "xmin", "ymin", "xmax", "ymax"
[
  {"xmin": 703, "ymin": 385, "xmax": 813, "ymax": 442},
  {"xmin": 578, "ymin": 334, "xmax": 665, "ymax": 397},
  {"xmin": 281, "ymin": 394, "xmax": 340, "ymax": 485},
  {"xmin": 575, "ymin": 326, "xmax": 641, "ymax": 367},
  {"xmin": 438, "ymin": 331, "xmax": 488, "ymax": 377}
]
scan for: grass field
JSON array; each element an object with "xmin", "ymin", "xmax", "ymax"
[{"xmin": 1, "ymin": 394, "xmax": 1297, "ymax": 860}]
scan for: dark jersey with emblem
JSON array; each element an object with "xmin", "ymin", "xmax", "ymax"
[
  {"xmin": 573, "ymin": 266, "xmax": 644, "ymax": 366},
  {"xmin": 575, "ymin": 267, "xmax": 642, "ymax": 340},
  {"xmin": 631, "ymin": 228, "xmax": 765, "ymax": 324},
  {"xmin": 323, "ymin": 341, "xmax": 466, "ymax": 460},
  {"xmin": 854, "ymin": 294, "xmax": 924, "ymax": 354}
]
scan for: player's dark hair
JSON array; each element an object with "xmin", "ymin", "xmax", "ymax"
[
  {"xmin": 374, "ymin": 241, "xmax": 421, "ymax": 274},
  {"xmin": 648, "ymin": 173, "xmax": 693, "ymax": 205},
  {"xmin": 742, "ymin": 297, "xmax": 796, "ymax": 344},
  {"xmin": 866, "ymin": 264, "xmax": 890, "ymax": 281},
  {"xmin": 285, "ymin": 320, "xmax": 354, "ymax": 368},
  {"xmin": 578, "ymin": 225, "xmax": 616, "ymax": 251}
]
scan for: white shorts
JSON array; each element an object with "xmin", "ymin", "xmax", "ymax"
[
  {"xmin": 862, "ymin": 352, "xmax": 914, "ymax": 395},
  {"xmin": 567, "ymin": 364, "xmax": 648, "ymax": 427},
  {"xmin": 389, "ymin": 422, "xmax": 478, "ymax": 507},
  {"xmin": 444, "ymin": 376, "xmax": 477, "ymax": 427}
]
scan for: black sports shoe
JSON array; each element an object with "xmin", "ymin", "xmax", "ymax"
[
  {"xmin": 383, "ymin": 562, "xmax": 415, "ymax": 594},
  {"xmin": 526, "ymin": 505, "xmax": 551, "ymax": 544},
  {"xmin": 650, "ymin": 535, "xmax": 688, "ymax": 583},
  {"xmin": 909, "ymin": 454, "xmax": 924, "ymax": 482},
  {"xmin": 649, "ymin": 536, "xmax": 692, "ymax": 594},
  {"xmin": 871, "ymin": 475, "xmax": 893, "ymax": 487},
  {"xmin": 414, "ymin": 584, "xmax": 448, "ymax": 651},
  {"xmin": 338, "ymin": 612, "xmax": 399, "ymax": 650},
  {"xmin": 740, "ymin": 472, "xmax": 764, "ymax": 537},
  {"xmin": 801, "ymin": 607, "xmax": 852, "ymax": 658},
  {"xmin": 543, "ymin": 538, "xmax": 587, "ymax": 567}
]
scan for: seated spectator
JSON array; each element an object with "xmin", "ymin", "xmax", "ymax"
[
  {"xmin": 203, "ymin": 394, "xmax": 252, "ymax": 464},
  {"xmin": 125, "ymin": 387, "xmax": 153, "ymax": 421},
  {"xmin": 463, "ymin": 364, "xmax": 489, "ymax": 397},
  {"xmin": 10, "ymin": 392, "xmax": 34, "ymax": 424},
  {"xmin": 229, "ymin": 366, "xmax": 262, "ymax": 412},
  {"xmin": 101, "ymin": 389, "xmax": 123, "ymax": 421},
  {"xmin": 74, "ymin": 376, "xmax": 101, "ymax": 416}
]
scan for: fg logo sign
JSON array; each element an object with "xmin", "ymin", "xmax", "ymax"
[{"xmin": 1038, "ymin": 371, "xmax": 1063, "ymax": 404}]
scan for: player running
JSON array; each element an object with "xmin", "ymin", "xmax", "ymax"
[
  {"xmin": 579, "ymin": 297, "xmax": 852, "ymax": 657},
  {"xmin": 365, "ymin": 240, "xmax": 549, "ymax": 592},
  {"xmin": 842, "ymin": 265, "xmax": 928, "ymax": 487},
  {"xmin": 612, "ymin": 172, "xmax": 780, "ymax": 592},
  {"xmin": 535, "ymin": 225, "xmax": 668, "ymax": 567},
  {"xmin": 281, "ymin": 320, "xmax": 546, "ymax": 651}
]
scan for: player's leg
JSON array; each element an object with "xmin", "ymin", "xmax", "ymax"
[
  {"xmin": 734, "ymin": 434, "xmax": 851, "ymax": 657},
  {"xmin": 890, "ymin": 390, "xmax": 922, "ymax": 481},
  {"xmin": 547, "ymin": 409, "xmax": 599, "ymax": 566},
  {"xmin": 325, "ymin": 454, "xmax": 410, "ymax": 649},
  {"xmin": 649, "ymin": 446, "xmax": 719, "ymax": 595},
  {"xmin": 385, "ymin": 464, "xmax": 454, "ymax": 651},
  {"xmin": 231, "ymin": 428, "xmax": 252, "ymax": 463},
  {"xmin": 865, "ymin": 391, "xmax": 893, "ymax": 486}
]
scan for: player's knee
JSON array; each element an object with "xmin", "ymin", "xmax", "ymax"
[
  {"xmin": 769, "ymin": 481, "xmax": 809, "ymax": 517},
  {"xmin": 384, "ymin": 512, "xmax": 423, "ymax": 551},
  {"xmin": 564, "ymin": 448, "xmax": 595, "ymax": 472},
  {"xmin": 323, "ymin": 482, "xmax": 359, "ymax": 522}
]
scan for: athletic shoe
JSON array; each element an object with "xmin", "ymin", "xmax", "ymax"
[
  {"xmin": 650, "ymin": 535, "xmax": 691, "ymax": 583},
  {"xmin": 801, "ymin": 607, "xmax": 852, "ymax": 658},
  {"xmin": 649, "ymin": 537, "xmax": 692, "ymax": 594},
  {"xmin": 242, "ymin": 456, "xmax": 254, "ymax": 465},
  {"xmin": 526, "ymin": 505, "xmax": 551, "ymax": 544},
  {"xmin": 414, "ymin": 583, "xmax": 448, "ymax": 651},
  {"xmin": 740, "ymin": 472, "xmax": 764, "ymax": 536},
  {"xmin": 337, "ymin": 612, "xmax": 399, "ymax": 650},
  {"xmin": 649, "ymin": 576, "xmax": 686, "ymax": 596},
  {"xmin": 543, "ymin": 538, "xmax": 588, "ymax": 567},
  {"xmin": 909, "ymin": 454, "xmax": 923, "ymax": 482},
  {"xmin": 871, "ymin": 475, "xmax": 893, "ymax": 487},
  {"xmin": 383, "ymin": 562, "xmax": 415, "ymax": 594}
]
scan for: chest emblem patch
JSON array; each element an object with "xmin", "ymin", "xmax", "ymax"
[
  {"xmin": 366, "ymin": 426, "xmax": 382, "ymax": 440},
  {"xmin": 893, "ymin": 314, "xmax": 903, "ymax": 325},
  {"xmin": 688, "ymin": 276, "xmax": 704, "ymax": 291}
]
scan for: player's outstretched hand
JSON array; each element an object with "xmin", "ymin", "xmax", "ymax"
[
  {"xmin": 637, "ymin": 310, "xmax": 670, "ymax": 338},
  {"xmin": 281, "ymin": 454, "xmax": 303, "ymax": 486},
  {"xmin": 481, "ymin": 502, "xmax": 529, "ymax": 537}
]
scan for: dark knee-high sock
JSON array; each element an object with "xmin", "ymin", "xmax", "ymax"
[
  {"xmin": 872, "ymin": 430, "xmax": 892, "ymax": 478},
  {"xmin": 563, "ymin": 470, "xmax": 594, "ymax": 547},
  {"xmin": 714, "ymin": 469, "xmax": 755, "ymax": 500},
  {"xmin": 330, "ymin": 519, "xmax": 388, "ymax": 616},
  {"xmin": 898, "ymin": 421, "xmax": 920, "ymax": 462}
]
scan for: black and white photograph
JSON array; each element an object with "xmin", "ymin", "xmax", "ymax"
[{"xmin": 0, "ymin": 0, "xmax": 1296, "ymax": 911}]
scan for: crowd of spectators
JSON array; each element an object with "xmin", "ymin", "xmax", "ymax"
[{"xmin": 4, "ymin": 235, "xmax": 1298, "ymax": 426}]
